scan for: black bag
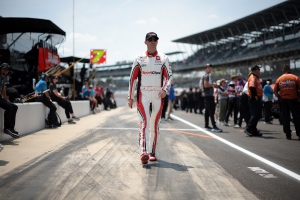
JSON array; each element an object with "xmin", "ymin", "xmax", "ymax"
[
  {"xmin": 54, "ymin": 112, "xmax": 62, "ymax": 127},
  {"xmin": 45, "ymin": 112, "xmax": 61, "ymax": 127}
]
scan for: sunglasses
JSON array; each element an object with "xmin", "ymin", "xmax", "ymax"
[{"xmin": 147, "ymin": 38, "xmax": 158, "ymax": 42}]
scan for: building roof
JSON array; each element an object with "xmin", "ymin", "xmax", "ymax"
[
  {"xmin": 60, "ymin": 56, "xmax": 90, "ymax": 63},
  {"xmin": 0, "ymin": 17, "xmax": 66, "ymax": 35},
  {"xmin": 172, "ymin": 0, "xmax": 300, "ymax": 45},
  {"xmin": 165, "ymin": 51, "xmax": 185, "ymax": 56}
]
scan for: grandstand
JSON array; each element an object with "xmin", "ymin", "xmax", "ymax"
[{"xmin": 93, "ymin": 0, "xmax": 300, "ymax": 88}]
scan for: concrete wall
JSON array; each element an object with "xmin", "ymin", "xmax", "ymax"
[{"xmin": 0, "ymin": 101, "xmax": 90, "ymax": 141}]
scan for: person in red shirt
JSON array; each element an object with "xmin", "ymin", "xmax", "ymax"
[
  {"xmin": 244, "ymin": 65, "xmax": 263, "ymax": 137},
  {"xmin": 274, "ymin": 64, "xmax": 300, "ymax": 140},
  {"xmin": 94, "ymin": 83, "xmax": 104, "ymax": 111}
]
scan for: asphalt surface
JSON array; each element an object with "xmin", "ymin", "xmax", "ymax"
[{"xmin": 0, "ymin": 95, "xmax": 299, "ymax": 200}]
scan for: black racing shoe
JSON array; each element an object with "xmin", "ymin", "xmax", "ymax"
[
  {"xmin": 3, "ymin": 128, "xmax": 19, "ymax": 138},
  {"xmin": 68, "ymin": 120, "xmax": 76, "ymax": 124},
  {"xmin": 11, "ymin": 129, "xmax": 18, "ymax": 134},
  {"xmin": 72, "ymin": 116, "xmax": 80, "ymax": 121},
  {"xmin": 244, "ymin": 129, "xmax": 253, "ymax": 137},
  {"xmin": 204, "ymin": 126, "xmax": 213, "ymax": 131},
  {"xmin": 212, "ymin": 126, "xmax": 222, "ymax": 132},
  {"xmin": 286, "ymin": 135, "xmax": 292, "ymax": 140}
]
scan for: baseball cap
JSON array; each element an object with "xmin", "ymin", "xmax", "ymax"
[
  {"xmin": 251, "ymin": 65, "xmax": 261, "ymax": 71},
  {"xmin": 205, "ymin": 63, "xmax": 212, "ymax": 68},
  {"xmin": 145, "ymin": 32, "xmax": 159, "ymax": 40},
  {"xmin": 236, "ymin": 72, "xmax": 242, "ymax": 77}
]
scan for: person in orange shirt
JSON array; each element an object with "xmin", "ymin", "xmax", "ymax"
[
  {"xmin": 244, "ymin": 65, "xmax": 263, "ymax": 137},
  {"xmin": 274, "ymin": 64, "xmax": 300, "ymax": 140}
]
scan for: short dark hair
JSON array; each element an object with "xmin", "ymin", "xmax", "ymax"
[{"xmin": 282, "ymin": 64, "xmax": 291, "ymax": 73}]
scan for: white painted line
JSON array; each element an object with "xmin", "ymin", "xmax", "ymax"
[
  {"xmin": 88, "ymin": 128, "xmax": 200, "ymax": 131},
  {"xmin": 171, "ymin": 114, "xmax": 300, "ymax": 182}
]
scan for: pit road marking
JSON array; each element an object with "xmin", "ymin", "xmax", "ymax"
[{"xmin": 171, "ymin": 114, "xmax": 300, "ymax": 182}]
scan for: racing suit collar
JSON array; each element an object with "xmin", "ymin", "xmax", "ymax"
[{"xmin": 145, "ymin": 51, "xmax": 158, "ymax": 57}]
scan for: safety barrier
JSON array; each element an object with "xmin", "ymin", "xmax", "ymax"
[{"xmin": 0, "ymin": 101, "xmax": 90, "ymax": 141}]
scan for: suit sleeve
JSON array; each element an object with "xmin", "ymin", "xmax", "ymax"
[
  {"xmin": 128, "ymin": 56, "xmax": 140, "ymax": 99},
  {"xmin": 161, "ymin": 56, "xmax": 173, "ymax": 92}
]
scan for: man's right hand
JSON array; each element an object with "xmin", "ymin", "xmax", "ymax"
[{"xmin": 128, "ymin": 98, "xmax": 134, "ymax": 109}]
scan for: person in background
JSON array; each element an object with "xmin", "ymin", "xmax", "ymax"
[
  {"xmin": 214, "ymin": 81, "xmax": 220, "ymax": 124},
  {"xmin": 263, "ymin": 79, "xmax": 273, "ymax": 124},
  {"xmin": 49, "ymin": 76, "xmax": 80, "ymax": 124},
  {"xmin": 224, "ymin": 74, "xmax": 238, "ymax": 126},
  {"xmin": 35, "ymin": 73, "xmax": 57, "ymax": 128},
  {"xmin": 217, "ymin": 79, "xmax": 228, "ymax": 126},
  {"xmin": 83, "ymin": 85, "xmax": 97, "ymax": 114},
  {"xmin": 0, "ymin": 63, "xmax": 19, "ymax": 138},
  {"xmin": 59, "ymin": 86, "xmax": 65, "ymax": 97},
  {"xmin": 239, "ymin": 73, "xmax": 251, "ymax": 128},
  {"xmin": 235, "ymin": 72, "xmax": 247, "ymax": 128},
  {"xmin": 81, "ymin": 81, "xmax": 88, "ymax": 99},
  {"xmin": 186, "ymin": 87, "xmax": 194, "ymax": 113},
  {"xmin": 244, "ymin": 65, "xmax": 263, "ymax": 137},
  {"xmin": 166, "ymin": 80, "xmax": 175, "ymax": 120},
  {"xmin": 202, "ymin": 64, "xmax": 222, "ymax": 132},
  {"xmin": 94, "ymin": 83, "xmax": 104, "ymax": 110},
  {"xmin": 274, "ymin": 64, "xmax": 300, "ymax": 140}
]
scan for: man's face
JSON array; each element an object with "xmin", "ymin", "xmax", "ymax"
[
  {"xmin": 254, "ymin": 69, "xmax": 260, "ymax": 75},
  {"xmin": 1, "ymin": 68, "xmax": 9, "ymax": 77},
  {"xmin": 144, "ymin": 37, "xmax": 158, "ymax": 49},
  {"xmin": 205, "ymin": 66, "xmax": 212, "ymax": 74}
]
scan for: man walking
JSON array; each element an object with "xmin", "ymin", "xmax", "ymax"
[
  {"xmin": 128, "ymin": 32, "xmax": 172, "ymax": 164},
  {"xmin": 274, "ymin": 64, "xmax": 300, "ymax": 140}
]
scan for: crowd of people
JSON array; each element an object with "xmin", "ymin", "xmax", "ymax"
[
  {"xmin": 81, "ymin": 81, "xmax": 117, "ymax": 114},
  {"xmin": 177, "ymin": 63, "xmax": 300, "ymax": 140}
]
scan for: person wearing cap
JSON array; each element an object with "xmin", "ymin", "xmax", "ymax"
[
  {"xmin": 202, "ymin": 64, "xmax": 222, "ymax": 132},
  {"xmin": 274, "ymin": 64, "xmax": 300, "ymax": 140},
  {"xmin": 35, "ymin": 73, "xmax": 57, "ymax": 128},
  {"xmin": 244, "ymin": 65, "xmax": 263, "ymax": 137},
  {"xmin": 83, "ymin": 85, "xmax": 97, "ymax": 114},
  {"xmin": 235, "ymin": 72, "xmax": 247, "ymax": 128},
  {"xmin": 128, "ymin": 32, "xmax": 173, "ymax": 164},
  {"xmin": 224, "ymin": 74, "xmax": 238, "ymax": 126},
  {"xmin": 0, "ymin": 63, "xmax": 19, "ymax": 138}
]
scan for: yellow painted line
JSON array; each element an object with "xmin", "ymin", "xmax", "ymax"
[{"xmin": 169, "ymin": 129, "xmax": 214, "ymax": 139}]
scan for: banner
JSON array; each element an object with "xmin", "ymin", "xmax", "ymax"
[
  {"xmin": 90, "ymin": 49, "xmax": 106, "ymax": 64},
  {"xmin": 38, "ymin": 48, "xmax": 60, "ymax": 72}
]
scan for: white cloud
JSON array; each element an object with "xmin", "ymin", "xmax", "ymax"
[
  {"xmin": 149, "ymin": 18, "xmax": 159, "ymax": 24},
  {"xmin": 134, "ymin": 19, "xmax": 147, "ymax": 25},
  {"xmin": 208, "ymin": 14, "xmax": 220, "ymax": 19}
]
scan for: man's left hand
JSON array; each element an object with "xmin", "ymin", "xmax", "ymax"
[{"xmin": 158, "ymin": 90, "xmax": 166, "ymax": 98}]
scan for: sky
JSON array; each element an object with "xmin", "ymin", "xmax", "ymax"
[{"xmin": 1, "ymin": 0, "xmax": 286, "ymax": 66}]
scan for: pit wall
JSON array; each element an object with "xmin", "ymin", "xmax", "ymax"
[{"xmin": 0, "ymin": 101, "xmax": 90, "ymax": 141}]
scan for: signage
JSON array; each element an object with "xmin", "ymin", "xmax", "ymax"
[
  {"xmin": 38, "ymin": 48, "xmax": 60, "ymax": 72},
  {"xmin": 90, "ymin": 49, "xmax": 106, "ymax": 64}
]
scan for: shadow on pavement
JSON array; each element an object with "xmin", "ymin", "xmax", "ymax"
[{"xmin": 143, "ymin": 160, "xmax": 194, "ymax": 171}]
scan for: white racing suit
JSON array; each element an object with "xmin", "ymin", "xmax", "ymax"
[{"xmin": 128, "ymin": 51, "xmax": 172, "ymax": 156}]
